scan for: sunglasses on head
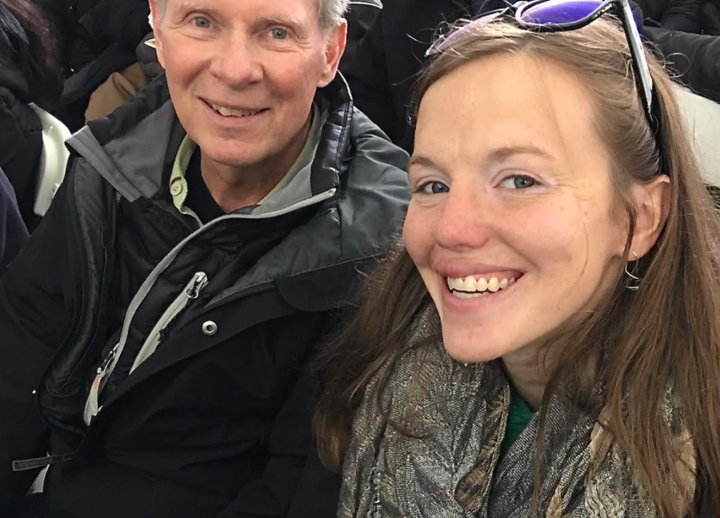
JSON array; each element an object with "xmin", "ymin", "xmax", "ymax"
[{"xmin": 427, "ymin": 0, "xmax": 664, "ymax": 169}]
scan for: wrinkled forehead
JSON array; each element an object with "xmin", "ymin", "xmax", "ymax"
[{"xmin": 156, "ymin": 0, "xmax": 320, "ymax": 21}]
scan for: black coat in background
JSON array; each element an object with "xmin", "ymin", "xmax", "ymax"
[
  {"xmin": 340, "ymin": 0, "xmax": 383, "ymax": 74},
  {"xmin": 0, "ymin": 166, "xmax": 28, "ymax": 271},
  {"xmin": 345, "ymin": 0, "xmax": 719, "ymax": 153},
  {"xmin": 345, "ymin": 0, "xmax": 501, "ymax": 153},
  {"xmin": 33, "ymin": 0, "xmax": 151, "ymax": 130},
  {"xmin": 646, "ymin": 24, "xmax": 720, "ymax": 103},
  {"xmin": 0, "ymin": 58, "xmax": 42, "ymax": 227}
]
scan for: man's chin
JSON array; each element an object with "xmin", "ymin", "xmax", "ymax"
[{"xmin": 197, "ymin": 144, "xmax": 267, "ymax": 169}]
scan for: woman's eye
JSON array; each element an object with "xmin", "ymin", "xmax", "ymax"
[
  {"xmin": 192, "ymin": 16, "xmax": 212, "ymax": 29},
  {"xmin": 419, "ymin": 181, "xmax": 449, "ymax": 194},
  {"xmin": 269, "ymin": 28, "xmax": 289, "ymax": 40},
  {"xmin": 501, "ymin": 175, "xmax": 537, "ymax": 190}
]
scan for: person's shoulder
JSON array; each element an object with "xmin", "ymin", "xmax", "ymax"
[{"xmin": 346, "ymin": 107, "xmax": 410, "ymax": 175}]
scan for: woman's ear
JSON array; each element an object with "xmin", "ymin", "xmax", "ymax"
[{"xmin": 630, "ymin": 175, "xmax": 671, "ymax": 259}]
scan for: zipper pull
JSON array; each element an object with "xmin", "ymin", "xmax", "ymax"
[
  {"xmin": 84, "ymin": 341, "xmax": 120, "ymax": 425},
  {"xmin": 185, "ymin": 272, "xmax": 208, "ymax": 299}
]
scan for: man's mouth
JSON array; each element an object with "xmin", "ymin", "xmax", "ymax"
[{"xmin": 204, "ymin": 100, "xmax": 268, "ymax": 118}]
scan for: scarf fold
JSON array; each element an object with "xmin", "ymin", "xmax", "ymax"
[{"xmin": 338, "ymin": 325, "xmax": 693, "ymax": 518}]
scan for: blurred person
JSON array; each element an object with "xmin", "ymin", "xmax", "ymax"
[
  {"xmin": 316, "ymin": 1, "xmax": 720, "ymax": 516},
  {"xmin": 33, "ymin": 0, "xmax": 153, "ymax": 130},
  {"xmin": 0, "ymin": 166, "xmax": 27, "ymax": 270},
  {"xmin": 0, "ymin": 0, "xmax": 410, "ymax": 517},
  {"xmin": 0, "ymin": 0, "xmax": 62, "ymax": 228}
]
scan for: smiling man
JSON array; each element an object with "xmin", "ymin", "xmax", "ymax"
[{"xmin": 0, "ymin": 0, "xmax": 409, "ymax": 517}]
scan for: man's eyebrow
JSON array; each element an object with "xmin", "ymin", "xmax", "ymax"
[{"xmin": 256, "ymin": 15, "xmax": 305, "ymax": 29}]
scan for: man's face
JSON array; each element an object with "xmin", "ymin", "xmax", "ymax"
[{"xmin": 151, "ymin": 0, "xmax": 345, "ymax": 171}]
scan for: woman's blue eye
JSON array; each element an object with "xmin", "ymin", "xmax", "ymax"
[
  {"xmin": 193, "ymin": 16, "xmax": 211, "ymax": 28},
  {"xmin": 270, "ymin": 28, "xmax": 289, "ymax": 40},
  {"xmin": 420, "ymin": 181, "xmax": 449, "ymax": 194},
  {"xmin": 501, "ymin": 175, "xmax": 536, "ymax": 189}
]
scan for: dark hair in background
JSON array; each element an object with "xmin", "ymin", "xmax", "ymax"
[{"xmin": 0, "ymin": 0, "xmax": 62, "ymax": 108}]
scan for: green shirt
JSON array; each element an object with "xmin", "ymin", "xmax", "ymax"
[
  {"xmin": 169, "ymin": 103, "xmax": 322, "ymax": 226},
  {"xmin": 500, "ymin": 385, "xmax": 535, "ymax": 456}
]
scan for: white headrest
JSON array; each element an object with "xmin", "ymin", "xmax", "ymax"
[{"xmin": 28, "ymin": 104, "xmax": 72, "ymax": 216}]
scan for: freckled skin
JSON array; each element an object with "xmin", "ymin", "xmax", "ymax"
[{"xmin": 404, "ymin": 54, "xmax": 629, "ymax": 365}]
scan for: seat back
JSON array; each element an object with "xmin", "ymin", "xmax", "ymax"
[
  {"xmin": 674, "ymin": 84, "xmax": 720, "ymax": 188},
  {"xmin": 28, "ymin": 103, "xmax": 72, "ymax": 217}
]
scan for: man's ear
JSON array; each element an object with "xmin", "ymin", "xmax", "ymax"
[
  {"xmin": 317, "ymin": 21, "xmax": 348, "ymax": 88},
  {"xmin": 148, "ymin": 0, "xmax": 166, "ymax": 69},
  {"xmin": 630, "ymin": 175, "xmax": 671, "ymax": 259}
]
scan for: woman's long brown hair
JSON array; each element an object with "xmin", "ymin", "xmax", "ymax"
[{"xmin": 315, "ymin": 19, "xmax": 720, "ymax": 517}]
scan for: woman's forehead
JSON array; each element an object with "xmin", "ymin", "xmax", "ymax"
[{"xmin": 415, "ymin": 53, "xmax": 602, "ymax": 167}]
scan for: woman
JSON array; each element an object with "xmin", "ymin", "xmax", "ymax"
[
  {"xmin": 315, "ymin": 1, "xmax": 720, "ymax": 516},
  {"xmin": 0, "ymin": 0, "xmax": 62, "ymax": 228}
]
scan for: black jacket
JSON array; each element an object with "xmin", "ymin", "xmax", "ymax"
[
  {"xmin": 645, "ymin": 25, "xmax": 720, "ymax": 103},
  {"xmin": 0, "ymin": 74, "xmax": 410, "ymax": 518},
  {"xmin": 340, "ymin": 0, "xmax": 383, "ymax": 74},
  {"xmin": 34, "ymin": 0, "xmax": 151, "ymax": 130},
  {"xmin": 0, "ymin": 58, "xmax": 42, "ymax": 226},
  {"xmin": 34, "ymin": 0, "xmax": 150, "ymax": 74},
  {"xmin": 344, "ymin": 0, "xmax": 716, "ymax": 153},
  {"xmin": 0, "ymin": 166, "xmax": 27, "ymax": 270},
  {"xmin": 344, "ymin": 0, "xmax": 506, "ymax": 152}
]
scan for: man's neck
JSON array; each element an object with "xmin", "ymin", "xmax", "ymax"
[{"xmin": 200, "ymin": 116, "xmax": 311, "ymax": 213}]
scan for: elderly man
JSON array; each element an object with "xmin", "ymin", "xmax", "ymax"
[{"xmin": 0, "ymin": 0, "xmax": 409, "ymax": 516}]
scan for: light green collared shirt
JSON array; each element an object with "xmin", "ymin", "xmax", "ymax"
[{"xmin": 169, "ymin": 102, "xmax": 322, "ymax": 226}]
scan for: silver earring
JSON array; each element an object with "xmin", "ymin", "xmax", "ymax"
[{"xmin": 625, "ymin": 251, "xmax": 641, "ymax": 291}]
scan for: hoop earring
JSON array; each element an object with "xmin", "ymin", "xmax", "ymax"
[{"xmin": 625, "ymin": 251, "xmax": 641, "ymax": 291}]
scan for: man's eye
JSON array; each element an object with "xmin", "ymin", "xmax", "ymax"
[
  {"xmin": 269, "ymin": 28, "xmax": 289, "ymax": 40},
  {"xmin": 192, "ymin": 16, "xmax": 212, "ymax": 29},
  {"xmin": 418, "ymin": 181, "xmax": 449, "ymax": 194},
  {"xmin": 501, "ymin": 175, "xmax": 536, "ymax": 190}
]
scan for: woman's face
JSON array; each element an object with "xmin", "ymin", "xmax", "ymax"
[{"xmin": 404, "ymin": 53, "xmax": 629, "ymax": 364}]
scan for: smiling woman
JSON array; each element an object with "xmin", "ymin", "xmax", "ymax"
[{"xmin": 314, "ymin": 4, "xmax": 720, "ymax": 517}]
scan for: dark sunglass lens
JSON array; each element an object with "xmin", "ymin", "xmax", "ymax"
[{"xmin": 520, "ymin": 0, "xmax": 603, "ymax": 24}]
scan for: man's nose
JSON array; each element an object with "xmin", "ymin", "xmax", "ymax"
[
  {"xmin": 433, "ymin": 188, "xmax": 492, "ymax": 252},
  {"xmin": 209, "ymin": 37, "xmax": 264, "ymax": 87}
]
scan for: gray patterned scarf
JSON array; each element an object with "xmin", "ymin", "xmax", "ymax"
[{"xmin": 338, "ymin": 326, "xmax": 694, "ymax": 517}]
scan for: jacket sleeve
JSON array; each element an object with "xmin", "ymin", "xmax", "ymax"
[
  {"xmin": 0, "ymin": 90, "xmax": 43, "ymax": 218},
  {"xmin": 215, "ymin": 369, "xmax": 341, "ymax": 518},
  {"xmin": 0, "ymin": 175, "xmax": 80, "ymax": 509},
  {"xmin": 343, "ymin": 10, "xmax": 398, "ymax": 143},
  {"xmin": 659, "ymin": 0, "xmax": 704, "ymax": 32},
  {"xmin": 0, "ymin": 167, "xmax": 28, "ymax": 270},
  {"xmin": 645, "ymin": 26, "xmax": 720, "ymax": 103}
]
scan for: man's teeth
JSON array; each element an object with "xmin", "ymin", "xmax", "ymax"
[
  {"xmin": 446, "ymin": 275, "xmax": 516, "ymax": 298},
  {"xmin": 210, "ymin": 103, "xmax": 263, "ymax": 117}
]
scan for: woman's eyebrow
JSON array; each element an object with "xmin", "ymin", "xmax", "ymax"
[{"xmin": 486, "ymin": 145, "xmax": 553, "ymax": 162}]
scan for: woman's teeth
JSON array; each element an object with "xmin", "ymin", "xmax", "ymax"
[{"xmin": 446, "ymin": 275, "xmax": 516, "ymax": 299}]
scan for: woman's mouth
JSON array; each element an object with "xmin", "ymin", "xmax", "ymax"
[{"xmin": 445, "ymin": 273, "xmax": 523, "ymax": 299}]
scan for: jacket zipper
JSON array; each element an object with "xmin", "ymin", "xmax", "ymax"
[
  {"xmin": 130, "ymin": 271, "xmax": 208, "ymax": 373},
  {"xmin": 83, "ymin": 271, "xmax": 209, "ymax": 425},
  {"xmin": 80, "ymin": 188, "xmax": 336, "ymax": 426}
]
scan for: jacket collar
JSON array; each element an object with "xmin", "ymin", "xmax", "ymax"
[{"xmin": 67, "ymin": 73, "xmax": 355, "ymax": 206}]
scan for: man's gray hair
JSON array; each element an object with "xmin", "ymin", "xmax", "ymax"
[
  {"xmin": 154, "ymin": 0, "xmax": 349, "ymax": 30},
  {"xmin": 318, "ymin": 0, "xmax": 349, "ymax": 29}
]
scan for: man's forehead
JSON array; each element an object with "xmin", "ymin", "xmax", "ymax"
[{"xmin": 168, "ymin": 0, "xmax": 315, "ymax": 21}]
